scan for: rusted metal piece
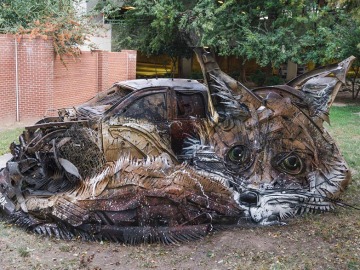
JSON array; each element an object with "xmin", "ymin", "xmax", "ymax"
[
  {"xmin": 25, "ymin": 120, "xmax": 89, "ymax": 130},
  {"xmin": 0, "ymin": 49, "xmax": 355, "ymax": 244}
]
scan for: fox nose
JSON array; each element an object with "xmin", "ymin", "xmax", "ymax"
[{"xmin": 239, "ymin": 191, "xmax": 258, "ymax": 206}]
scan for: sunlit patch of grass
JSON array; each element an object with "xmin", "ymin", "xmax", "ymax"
[
  {"xmin": 59, "ymin": 245, "xmax": 71, "ymax": 252},
  {"xmin": 325, "ymin": 105, "xmax": 360, "ymax": 203},
  {"xmin": 326, "ymin": 106, "xmax": 360, "ymax": 174},
  {"xmin": 18, "ymin": 246, "xmax": 31, "ymax": 257},
  {"xmin": 0, "ymin": 128, "xmax": 24, "ymax": 155}
]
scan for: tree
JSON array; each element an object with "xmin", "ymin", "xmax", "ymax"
[
  {"xmin": 0, "ymin": 0, "xmax": 99, "ymax": 61},
  {"xmin": 183, "ymin": 1, "xmax": 357, "ymax": 75},
  {"xmin": 331, "ymin": 17, "xmax": 360, "ymax": 99},
  {"xmin": 328, "ymin": 0, "xmax": 360, "ymax": 18},
  {"xmin": 181, "ymin": 0, "xmax": 305, "ymax": 80},
  {"xmin": 102, "ymin": 0, "xmax": 357, "ymax": 83},
  {"xmin": 326, "ymin": 1, "xmax": 360, "ymax": 98},
  {"xmin": 95, "ymin": 0, "xmax": 193, "ymax": 76}
]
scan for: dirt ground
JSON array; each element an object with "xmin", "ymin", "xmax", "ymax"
[
  {"xmin": 0, "ymin": 91, "xmax": 359, "ymax": 270},
  {"xmin": 0, "ymin": 206, "xmax": 359, "ymax": 270},
  {"xmin": 0, "ymin": 120, "xmax": 34, "ymax": 132},
  {"xmin": 333, "ymin": 90, "xmax": 360, "ymax": 107}
]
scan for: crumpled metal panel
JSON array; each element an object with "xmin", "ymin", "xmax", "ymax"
[{"xmin": 115, "ymin": 78, "xmax": 207, "ymax": 91}]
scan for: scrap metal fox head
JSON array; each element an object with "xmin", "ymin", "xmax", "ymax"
[
  {"xmin": 192, "ymin": 49, "xmax": 353, "ymax": 224},
  {"xmin": 0, "ymin": 48, "xmax": 354, "ymax": 244}
]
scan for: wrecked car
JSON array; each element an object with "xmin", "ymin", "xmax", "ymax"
[{"xmin": 0, "ymin": 48, "xmax": 354, "ymax": 244}]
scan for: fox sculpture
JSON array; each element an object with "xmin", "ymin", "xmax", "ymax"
[{"xmin": 0, "ymin": 48, "xmax": 354, "ymax": 244}]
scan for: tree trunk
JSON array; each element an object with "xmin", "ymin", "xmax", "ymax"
[
  {"xmin": 238, "ymin": 56, "xmax": 247, "ymax": 83},
  {"xmin": 318, "ymin": 0, "xmax": 326, "ymax": 8},
  {"xmin": 265, "ymin": 63, "xmax": 273, "ymax": 82},
  {"xmin": 351, "ymin": 66, "xmax": 359, "ymax": 100},
  {"xmin": 170, "ymin": 56, "xmax": 177, "ymax": 78},
  {"xmin": 178, "ymin": 57, "xmax": 192, "ymax": 78},
  {"xmin": 178, "ymin": 57, "xmax": 183, "ymax": 78},
  {"xmin": 286, "ymin": 61, "xmax": 298, "ymax": 82}
]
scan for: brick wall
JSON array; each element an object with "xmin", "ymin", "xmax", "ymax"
[
  {"xmin": 17, "ymin": 37, "xmax": 54, "ymax": 120},
  {"xmin": 0, "ymin": 34, "xmax": 137, "ymax": 123},
  {"xmin": 97, "ymin": 50, "xmax": 109, "ymax": 92},
  {"xmin": 108, "ymin": 50, "xmax": 137, "ymax": 84},
  {"xmin": 0, "ymin": 35, "xmax": 16, "ymax": 122},
  {"xmin": 54, "ymin": 52, "xmax": 98, "ymax": 109}
]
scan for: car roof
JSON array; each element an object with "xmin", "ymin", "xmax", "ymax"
[
  {"xmin": 75, "ymin": 78, "xmax": 208, "ymax": 119},
  {"xmin": 114, "ymin": 78, "xmax": 207, "ymax": 91}
]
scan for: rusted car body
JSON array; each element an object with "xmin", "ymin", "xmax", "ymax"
[
  {"xmin": 35, "ymin": 79, "xmax": 211, "ymax": 163},
  {"xmin": 0, "ymin": 49, "xmax": 355, "ymax": 244}
]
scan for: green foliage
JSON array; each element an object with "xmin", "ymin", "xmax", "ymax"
[
  {"xmin": 293, "ymin": 7, "xmax": 360, "ymax": 66},
  {"xmin": 250, "ymin": 70, "xmax": 266, "ymax": 86},
  {"xmin": 101, "ymin": 0, "xmax": 358, "ymax": 72},
  {"xmin": 182, "ymin": 0, "xmax": 305, "ymax": 68},
  {"xmin": 162, "ymin": 73, "xmax": 172, "ymax": 78},
  {"xmin": 0, "ymin": 0, "xmax": 61, "ymax": 31},
  {"xmin": 227, "ymin": 71, "xmax": 240, "ymax": 80},
  {"xmin": 327, "ymin": 14, "xmax": 360, "ymax": 98},
  {"xmin": 266, "ymin": 75, "xmax": 284, "ymax": 86},
  {"xmin": 94, "ymin": 0, "xmax": 122, "ymax": 20},
  {"xmin": 18, "ymin": 247, "xmax": 31, "ymax": 258},
  {"xmin": 109, "ymin": 0, "xmax": 193, "ymax": 58},
  {"xmin": 250, "ymin": 69, "xmax": 284, "ymax": 86},
  {"xmin": 186, "ymin": 0, "xmax": 357, "ymax": 68},
  {"xmin": 328, "ymin": 0, "xmax": 360, "ymax": 19},
  {"xmin": 332, "ymin": 18, "xmax": 360, "ymax": 64},
  {"xmin": 0, "ymin": 0, "xmax": 99, "ymax": 60}
]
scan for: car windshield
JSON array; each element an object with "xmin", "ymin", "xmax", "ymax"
[{"xmin": 75, "ymin": 85, "xmax": 133, "ymax": 119}]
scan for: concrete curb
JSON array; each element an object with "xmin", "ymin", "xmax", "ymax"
[{"xmin": 0, "ymin": 153, "xmax": 12, "ymax": 168}]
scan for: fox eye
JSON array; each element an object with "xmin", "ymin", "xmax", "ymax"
[
  {"xmin": 273, "ymin": 152, "xmax": 304, "ymax": 175},
  {"xmin": 225, "ymin": 145, "xmax": 252, "ymax": 173},
  {"xmin": 227, "ymin": 145, "xmax": 247, "ymax": 164}
]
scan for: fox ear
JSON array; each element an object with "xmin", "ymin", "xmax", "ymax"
[
  {"xmin": 193, "ymin": 47, "xmax": 263, "ymax": 120},
  {"xmin": 287, "ymin": 56, "xmax": 355, "ymax": 120}
]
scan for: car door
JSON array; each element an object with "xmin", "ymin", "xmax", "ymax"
[
  {"xmin": 102, "ymin": 88, "xmax": 176, "ymax": 162},
  {"xmin": 169, "ymin": 89, "xmax": 208, "ymax": 156}
]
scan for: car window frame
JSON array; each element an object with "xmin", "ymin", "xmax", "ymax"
[
  {"xmin": 104, "ymin": 87, "xmax": 170, "ymax": 123},
  {"xmin": 170, "ymin": 89, "xmax": 208, "ymax": 120}
]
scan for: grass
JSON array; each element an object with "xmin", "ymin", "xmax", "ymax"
[
  {"xmin": 59, "ymin": 245, "xmax": 71, "ymax": 252},
  {"xmin": 18, "ymin": 247, "xmax": 31, "ymax": 258},
  {"xmin": 0, "ymin": 128, "xmax": 24, "ymax": 155},
  {"xmin": 325, "ymin": 105, "xmax": 360, "ymax": 179},
  {"xmin": 325, "ymin": 105, "xmax": 360, "ymax": 213}
]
